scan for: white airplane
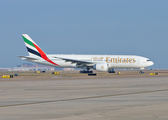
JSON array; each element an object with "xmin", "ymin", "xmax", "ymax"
[{"xmin": 18, "ymin": 34, "xmax": 154, "ymax": 73}]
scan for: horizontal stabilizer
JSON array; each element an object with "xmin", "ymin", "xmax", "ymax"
[{"xmin": 17, "ymin": 56, "xmax": 39, "ymax": 60}]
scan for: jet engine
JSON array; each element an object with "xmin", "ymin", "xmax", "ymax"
[{"xmin": 93, "ymin": 64, "xmax": 109, "ymax": 72}]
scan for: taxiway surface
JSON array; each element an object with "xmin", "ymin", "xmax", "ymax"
[{"xmin": 0, "ymin": 75, "xmax": 168, "ymax": 120}]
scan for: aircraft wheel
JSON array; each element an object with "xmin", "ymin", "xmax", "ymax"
[
  {"xmin": 109, "ymin": 71, "xmax": 115, "ymax": 73},
  {"xmin": 88, "ymin": 73, "xmax": 97, "ymax": 76}
]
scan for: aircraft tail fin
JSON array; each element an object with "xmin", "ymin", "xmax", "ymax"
[
  {"xmin": 22, "ymin": 34, "xmax": 59, "ymax": 66},
  {"xmin": 22, "ymin": 34, "xmax": 46, "ymax": 58}
]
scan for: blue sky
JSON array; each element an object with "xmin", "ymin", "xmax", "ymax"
[{"xmin": 0, "ymin": 0, "xmax": 167, "ymax": 69}]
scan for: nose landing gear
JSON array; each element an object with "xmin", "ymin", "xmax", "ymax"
[
  {"xmin": 108, "ymin": 68, "xmax": 115, "ymax": 73},
  {"xmin": 139, "ymin": 70, "xmax": 144, "ymax": 73}
]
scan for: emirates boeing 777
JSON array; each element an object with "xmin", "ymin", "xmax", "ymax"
[{"xmin": 18, "ymin": 34, "xmax": 154, "ymax": 73}]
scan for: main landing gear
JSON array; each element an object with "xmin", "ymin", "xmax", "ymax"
[
  {"xmin": 80, "ymin": 66, "xmax": 97, "ymax": 76},
  {"xmin": 79, "ymin": 70, "xmax": 96, "ymax": 76},
  {"xmin": 79, "ymin": 71, "xmax": 93, "ymax": 73}
]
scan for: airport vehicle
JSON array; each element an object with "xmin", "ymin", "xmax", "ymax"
[{"xmin": 18, "ymin": 34, "xmax": 154, "ymax": 73}]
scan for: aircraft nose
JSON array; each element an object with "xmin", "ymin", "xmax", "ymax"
[
  {"xmin": 151, "ymin": 61, "xmax": 154, "ymax": 65},
  {"xmin": 149, "ymin": 61, "xmax": 154, "ymax": 66}
]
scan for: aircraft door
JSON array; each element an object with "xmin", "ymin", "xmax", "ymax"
[{"xmin": 137, "ymin": 59, "xmax": 140, "ymax": 64}]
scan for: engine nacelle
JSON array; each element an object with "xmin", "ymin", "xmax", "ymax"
[{"xmin": 93, "ymin": 64, "xmax": 109, "ymax": 72}]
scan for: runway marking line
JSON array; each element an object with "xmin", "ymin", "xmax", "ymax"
[{"xmin": 0, "ymin": 89, "xmax": 168, "ymax": 108}]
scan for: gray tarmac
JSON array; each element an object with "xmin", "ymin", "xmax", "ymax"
[{"xmin": 0, "ymin": 75, "xmax": 168, "ymax": 120}]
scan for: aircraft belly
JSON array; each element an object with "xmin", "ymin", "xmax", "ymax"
[
  {"xmin": 109, "ymin": 63, "xmax": 144, "ymax": 68},
  {"xmin": 57, "ymin": 62, "xmax": 76, "ymax": 67}
]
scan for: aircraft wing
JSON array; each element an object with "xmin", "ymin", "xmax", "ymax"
[
  {"xmin": 54, "ymin": 57, "xmax": 95, "ymax": 66},
  {"xmin": 17, "ymin": 56, "xmax": 39, "ymax": 60}
]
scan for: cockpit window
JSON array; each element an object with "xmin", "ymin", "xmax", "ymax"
[{"xmin": 147, "ymin": 60, "xmax": 152, "ymax": 61}]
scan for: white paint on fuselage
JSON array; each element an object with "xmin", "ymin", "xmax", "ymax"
[{"xmin": 24, "ymin": 54, "xmax": 154, "ymax": 69}]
